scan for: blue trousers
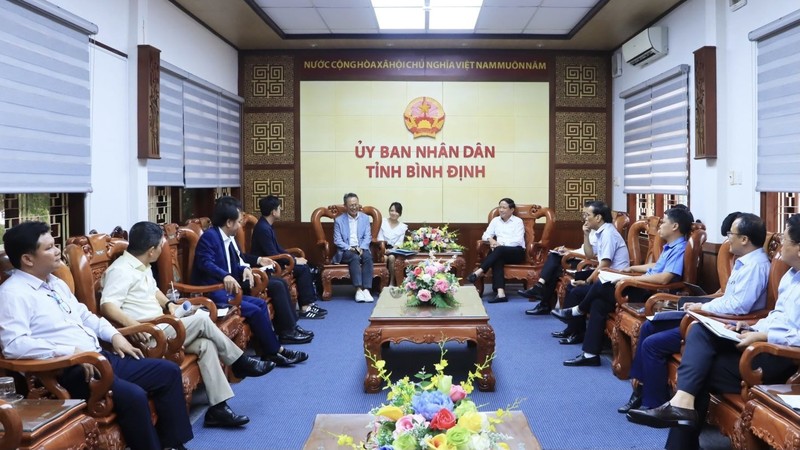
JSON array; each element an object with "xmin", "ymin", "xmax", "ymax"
[
  {"xmin": 60, "ymin": 351, "xmax": 192, "ymax": 450},
  {"xmin": 628, "ymin": 319, "xmax": 683, "ymax": 407},
  {"xmin": 209, "ymin": 289, "xmax": 281, "ymax": 354},
  {"xmin": 339, "ymin": 249, "xmax": 374, "ymax": 289}
]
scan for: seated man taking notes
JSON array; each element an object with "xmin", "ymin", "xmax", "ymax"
[
  {"xmin": 626, "ymin": 214, "xmax": 800, "ymax": 450},
  {"xmin": 618, "ymin": 213, "xmax": 770, "ymax": 414}
]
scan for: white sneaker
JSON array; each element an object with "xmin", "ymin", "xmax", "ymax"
[
  {"xmin": 362, "ymin": 290, "xmax": 374, "ymax": 302},
  {"xmin": 355, "ymin": 290, "xmax": 366, "ymax": 302}
]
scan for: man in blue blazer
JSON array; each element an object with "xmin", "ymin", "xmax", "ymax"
[
  {"xmin": 191, "ymin": 196, "xmax": 311, "ymax": 367},
  {"xmin": 333, "ymin": 193, "xmax": 374, "ymax": 302},
  {"xmin": 251, "ymin": 195, "xmax": 327, "ymax": 319}
]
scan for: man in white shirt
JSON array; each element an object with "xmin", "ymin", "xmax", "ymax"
[
  {"xmin": 100, "ymin": 221, "xmax": 274, "ymax": 428},
  {"xmin": 467, "ymin": 198, "xmax": 526, "ymax": 303},
  {"xmin": 0, "ymin": 221, "xmax": 192, "ymax": 450}
]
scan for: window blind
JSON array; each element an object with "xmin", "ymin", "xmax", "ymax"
[
  {"xmin": 183, "ymin": 77, "xmax": 242, "ymax": 189},
  {"xmin": 0, "ymin": 0, "xmax": 97, "ymax": 193},
  {"xmin": 750, "ymin": 11, "xmax": 800, "ymax": 192},
  {"xmin": 620, "ymin": 65, "xmax": 690, "ymax": 195},
  {"xmin": 148, "ymin": 68, "xmax": 184, "ymax": 186}
]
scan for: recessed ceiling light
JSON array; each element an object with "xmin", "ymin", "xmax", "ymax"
[
  {"xmin": 310, "ymin": 43, "xmax": 318, "ymax": 48},
  {"xmin": 386, "ymin": 42, "xmax": 394, "ymax": 47},
  {"xmin": 374, "ymin": 7, "xmax": 425, "ymax": 30},
  {"xmin": 429, "ymin": 7, "xmax": 480, "ymax": 30}
]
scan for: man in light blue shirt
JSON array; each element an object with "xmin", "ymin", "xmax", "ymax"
[
  {"xmin": 556, "ymin": 207, "xmax": 694, "ymax": 367},
  {"xmin": 619, "ymin": 213, "xmax": 770, "ymax": 413},
  {"xmin": 628, "ymin": 214, "xmax": 800, "ymax": 450}
]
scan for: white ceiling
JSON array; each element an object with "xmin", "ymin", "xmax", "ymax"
[
  {"xmin": 171, "ymin": 0, "xmax": 685, "ymax": 51},
  {"xmin": 252, "ymin": 0, "xmax": 601, "ymax": 35}
]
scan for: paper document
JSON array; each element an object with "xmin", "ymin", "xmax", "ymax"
[
  {"xmin": 687, "ymin": 311, "xmax": 741, "ymax": 342},
  {"xmin": 550, "ymin": 247, "xmax": 585, "ymax": 256},
  {"xmin": 597, "ymin": 270, "xmax": 632, "ymax": 284},
  {"xmin": 778, "ymin": 394, "xmax": 800, "ymax": 410},
  {"xmin": 216, "ymin": 307, "xmax": 230, "ymax": 318},
  {"xmin": 387, "ymin": 249, "xmax": 418, "ymax": 256}
]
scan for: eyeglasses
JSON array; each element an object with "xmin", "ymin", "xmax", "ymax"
[
  {"xmin": 581, "ymin": 212, "xmax": 596, "ymax": 219},
  {"xmin": 44, "ymin": 285, "xmax": 72, "ymax": 314},
  {"xmin": 726, "ymin": 231, "xmax": 742, "ymax": 238}
]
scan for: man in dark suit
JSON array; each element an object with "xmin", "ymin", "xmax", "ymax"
[
  {"xmin": 251, "ymin": 195, "xmax": 327, "ymax": 319},
  {"xmin": 191, "ymin": 196, "xmax": 310, "ymax": 366}
]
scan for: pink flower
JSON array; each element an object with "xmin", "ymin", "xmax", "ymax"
[
  {"xmin": 413, "ymin": 266, "xmax": 423, "ymax": 276},
  {"xmin": 426, "ymin": 265, "xmax": 439, "ymax": 277},
  {"xmin": 406, "ymin": 282, "xmax": 417, "ymax": 290},
  {"xmin": 417, "ymin": 289, "xmax": 432, "ymax": 302},
  {"xmin": 434, "ymin": 279, "xmax": 450, "ymax": 293},
  {"xmin": 450, "ymin": 385, "xmax": 467, "ymax": 402},
  {"xmin": 394, "ymin": 414, "xmax": 426, "ymax": 435}
]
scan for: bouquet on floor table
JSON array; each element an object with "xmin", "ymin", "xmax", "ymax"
[
  {"xmin": 398, "ymin": 225, "xmax": 464, "ymax": 253},
  {"xmin": 333, "ymin": 343, "xmax": 513, "ymax": 450},
  {"xmin": 400, "ymin": 253, "xmax": 460, "ymax": 308}
]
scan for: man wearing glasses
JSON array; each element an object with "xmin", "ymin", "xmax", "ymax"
[
  {"xmin": 333, "ymin": 192, "xmax": 375, "ymax": 302},
  {"xmin": 0, "ymin": 221, "xmax": 192, "ymax": 450}
]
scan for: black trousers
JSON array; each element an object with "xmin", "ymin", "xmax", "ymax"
[
  {"xmin": 479, "ymin": 246, "xmax": 525, "ymax": 290},
  {"xmin": 60, "ymin": 351, "xmax": 192, "ymax": 450},
  {"xmin": 665, "ymin": 326, "xmax": 797, "ymax": 450},
  {"xmin": 292, "ymin": 263, "xmax": 317, "ymax": 306},
  {"xmin": 580, "ymin": 283, "xmax": 650, "ymax": 355}
]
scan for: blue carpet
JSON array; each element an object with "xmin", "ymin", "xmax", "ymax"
[{"xmin": 187, "ymin": 285, "xmax": 731, "ymax": 450}]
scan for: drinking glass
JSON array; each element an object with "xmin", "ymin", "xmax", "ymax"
[{"xmin": 0, "ymin": 376, "xmax": 22, "ymax": 403}]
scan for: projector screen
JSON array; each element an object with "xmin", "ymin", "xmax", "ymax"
[{"xmin": 300, "ymin": 81, "xmax": 550, "ymax": 223}]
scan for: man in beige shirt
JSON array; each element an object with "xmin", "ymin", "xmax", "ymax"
[{"xmin": 100, "ymin": 221, "xmax": 273, "ymax": 428}]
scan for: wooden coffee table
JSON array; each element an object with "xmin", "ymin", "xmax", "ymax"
[
  {"xmin": 0, "ymin": 399, "xmax": 96, "ymax": 449},
  {"xmin": 303, "ymin": 411, "xmax": 541, "ymax": 450},
  {"xmin": 390, "ymin": 251, "xmax": 467, "ymax": 285},
  {"xmin": 363, "ymin": 285, "xmax": 495, "ymax": 393}
]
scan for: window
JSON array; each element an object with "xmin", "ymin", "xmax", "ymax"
[
  {"xmin": 762, "ymin": 192, "xmax": 800, "ymax": 233},
  {"xmin": 620, "ymin": 65, "xmax": 690, "ymax": 196},
  {"xmin": 629, "ymin": 193, "xmax": 688, "ymax": 221},
  {"xmin": 1, "ymin": 193, "xmax": 70, "ymax": 250},
  {"xmin": 148, "ymin": 186, "xmax": 173, "ymax": 225}
]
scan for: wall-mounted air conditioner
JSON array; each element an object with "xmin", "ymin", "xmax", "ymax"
[{"xmin": 622, "ymin": 27, "xmax": 668, "ymax": 67}]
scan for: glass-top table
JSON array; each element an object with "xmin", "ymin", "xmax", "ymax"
[{"xmin": 363, "ymin": 285, "xmax": 495, "ymax": 392}]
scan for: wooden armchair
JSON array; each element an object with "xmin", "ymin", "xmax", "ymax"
[
  {"xmin": 473, "ymin": 204, "xmax": 555, "ymax": 294},
  {"xmin": 553, "ymin": 211, "xmax": 631, "ymax": 308},
  {"xmin": 238, "ymin": 212, "xmax": 299, "ymax": 304},
  {"xmin": 310, "ymin": 205, "xmax": 389, "ymax": 300},
  {"xmin": 610, "ymin": 222, "xmax": 707, "ymax": 379}
]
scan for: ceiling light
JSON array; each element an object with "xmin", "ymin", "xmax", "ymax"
[
  {"xmin": 371, "ymin": 0, "xmax": 424, "ymax": 7},
  {"xmin": 429, "ymin": 7, "xmax": 480, "ymax": 30},
  {"xmin": 429, "ymin": 0, "xmax": 482, "ymax": 6},
  {"xmin": 374, "ymin": 7, "xmax": 425, "ymax": 29}
]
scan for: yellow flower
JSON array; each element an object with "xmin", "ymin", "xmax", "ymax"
[
  {"xmin": 497, "ymin": 443, "xmax": 510, "ymax": 450},
  {"xmin": 376, "ymin": 405, "xmax": 404, "ymax": 421},
  {"xmin": 425, "ymin": 433, "xmax": 453, "ymax": 450},
  {"xmin": 457, "ymin": 412, "xmax": 484, "ymax": 433},
  {"xmin": 336, "ymin": 434, "xmax": 354, "ymax": 446}
]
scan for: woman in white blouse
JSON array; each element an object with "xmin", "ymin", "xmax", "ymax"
[
  {"xmin": 378, "ymin": 202, "xmax": 408, "ymax": 286},
  {"xmin": 467, "ymin": 197, "xmax": 526, "ymax": 303}
]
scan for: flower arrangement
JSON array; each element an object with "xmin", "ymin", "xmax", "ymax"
[
  {"xmin": 398, "ymin": 225, "xmax": 464, "ymax": 253},
  {"xmin": 401, "ymin": 254, "xmax": 460, "ymax": 308},
  {"xmin": 333, "ymin": 344, "xmax": 515, "ymax": 450}
]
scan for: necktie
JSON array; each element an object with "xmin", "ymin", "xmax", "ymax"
[{"xmin": 227, "ymin": 240, "xmax": 238, "ymax": 273}]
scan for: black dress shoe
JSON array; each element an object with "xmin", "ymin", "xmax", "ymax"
[
  {"xmin": 487, "ymin": 295, "xmax": 508, "ymax": 304},
  {"xmin": 551, "ymin": 330, "xmax": 570, "ymax": 338},
  {"xmin": 204, "ymin": 402, "xmax": 250, "ymax": 428},
  {"xmin": 551, "ymin": 308, "xmax": 576, "ymax": 323},
  {"xmin": 563, "ymin": 353, "xmax": 600, "ymax": 366},
  {"xmin": 265, "ymin": 348, "xmax": 309, "ymax": 366},
  {"xmin": 279, "ymin": 330, "xmax": 313, "ymax": 344},
  {"xmin": 467, "ymin": 273, "xmax": 478, "ymax": 283},
  {"xmin": 231, "ymin": 355, "xmax": 274, "ymax": 379},
  {"xmin": 524, "ymin": 302, "xmax": 551, "ymax": 315},
  {"xmin": 618, "ymin": 388, "xmax": 643, "ymax": 414},
  {"xmin": 294, "ymin": 325, "xmax": 314, "ymax": 337},
  {"xmin": 627, "ymin": 402, "xmax": 699, "ymax": 428},
  {"xmin": 518, "ymin": 284, "xmax": 545, "ymax": 300},
  {"xmin": 559, "ymin": 333, "xmax": 584, "ymax": 345}
]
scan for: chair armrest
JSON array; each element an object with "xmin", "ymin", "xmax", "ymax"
[
  {"xmin": 248, "ymin": 268, "xmax": 270, "ymax": 298},
  {"xmin": 475, "ymin": 240, "xmax": 490, "ymax": 261},
  {"xmin": 614, "ymin": 278, "xmax": 683, "ymax": 306},
  {"xmin": 272, "ymin": 253, "xmax": 295, "ymax": 273},
  {"xmin": 0, "ymin": 403, "xmax": 22, "ymax": 450},
  {"xmin": 560, "ymin": 252, "xmax": 589, "ymax": 269},
  {"xmin": 173, "ymin": 281, "xmax": 225, "ymax": 296},
  {"xmin": 285, "ymin": 248, "xmax": 306, "ymax": 259},
  {"xmin": 116, "ymin": 323, "xmax": 168, "ymax": 359},
  {"xmin": 643, "ymin": 293, "xmax": 681, "ymax": 316},
  {"xmin": 370, "ymin": 240, "xmax": 386, "ymax": 263},
  {"xmin": 144, "ymin": 316, "xmax": 186, "ymax": 358},
  {"xmin": 688, "ymin": 309, "xmax": 768, "ymax": 323},
  {"xmin": 529, "ymin": 242, "xmax": 549, "ymax": 267},
  {"xmin": 179, "ymin": 297, "xmax": 219, "ymax": 322},
  {"xmin": 740, "ymin": 341, "xmax": 800, "ymax": 388},
  {"xmin": 0, "ymin": 352, "xmax": 114, "ymax": 418}
]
